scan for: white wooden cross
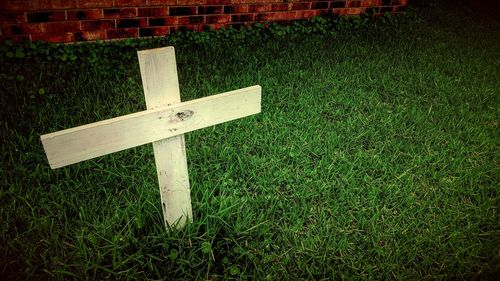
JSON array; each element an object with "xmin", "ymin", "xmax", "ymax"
[{"xmin": 40, "ymin": 47, "xmax": 261, "ymax": 229}]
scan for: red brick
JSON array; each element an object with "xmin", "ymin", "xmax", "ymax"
[
  {"xmin": 228, "ymin": 0, "xmax": 244, "ymax": 3},
  {"xmin": 149, "ymin": 17, "xmax": 177, "ymax": 26},
  {"xmin": 27, "ymin": 11, "xmax": 66, "ymax": 23},
  {"xmin": 147, "ymin": 0, "xmax": 176, "ymax": 5},
  {"xmin": 0, "ymin": 0, "xmax": 37, "ymax": 11},
  {"xmin": 198, "ymin": 6, "xmax": 223, "ymax": 14},
  {"xmin": 138, "ymin": 7, "xmax": 168, "ymax": 17},
  {"xmin": 249, "ymin": 5, "xmax": 272, "ymax": 13},
  {"xmin": 67, "ymin": 9, "xmax": 103, "ymax": 20},
  {"xmin": 331, "ymin": 1, "xmax": 346, "ymax": 8},
  {"xmin": 348, "ymin": 7, "xmax": 365, "ymax": 14},
  {"xmin": 231, "ymin": 14, "xmax": 254, "ymax": 22},
  {"xmin": 276, "ymin": 11, "xmax": 298, "ymax": 20},
  {"xmin": 256, "ymin": 11, "xmax": 297, "ymax": 21},
  {"xmin": 81, "ymin": 19, "xmax": 115, "ymax": 30},
  {"xmin": 114, "ymin": 0, "xmax": 147, "ymax": 6},
  {"xmin": 169, "ymin": 6, "xmax": 197, "ymax": 15},
  {"xmin": 290, "ymin": 2, "xmax": 311, "ymax": 10},
  {"xmin": 361, "ymin": 0, "xmax": 381, "ymax": 6},
  {"xmin": 345, "ymin": 0, "xmax": 361, "ymax": 8},
  {"xmin": 312, "ymin": 2, "xmax": 329, "ymax": 10},
  {"xmin": 206, "ymin": 0, "xmax": 231, "ymax": 4},
  {"xmin": 347, "ymin": 1, "xmax": 361, "ymax": 8},
  {"xmin": 77, "ymin": 0, "xmax": 114, "ymax": 8},
  {"xmin": 223, "ymin": 5, "xmax": 249, "ymax": 14},
  {"xmin": 43, "ymin": 21, "xmax": 80, "ymax": 33},
  {"xmin": 176, "ymin": 0, "xmax": 206, "ymax": 5},
  {"xmin": 296, "ymin": 10, "xmax": 319, "ymax": 18},
  {"xmin": 139, "ymin": 26, "xmax": 169, "ymax": 36},
  {"xmin": 334, "ymin": 8, "xmax": 349, "ymax": 15},
  {"xmin": 177, "ymin": 15, "xmax": 204, "ymax": 25},
  {"xmin": 254, "ymin": 12, "xmax": 271, "ymax": 21},
  {"xmin": 2, "ymin": 23, "xmax": 43, "ymax": 36},
  {"xmin": 106, "ymin": 27, "xmax": 138, "ymax": 39},
  {"xmin": 232, "ymin": 0, "xmax": 280, "ymax": 3},
  {"xmin": 38, "ymin": 0, "xmax": 77, "ymax": 9},
  {"xmin": 79, "ymin": 30, "xmax": 105, "ymax": 40},
  {"xmin": 206, "ymin": 14, "xmax": 230, "ymax": 23},
  {"xmin": 117, "ymin": 18, "xmax": 147, "ymax": 27},
  {"xmin": 0, "ymin": 12, "xmax": 26, "ymax": 24},
  {"xmin": 32, "ymin": 32, "xmax": 75, "ymax": 42},
  {"xmin": 272, "ymin": 4, "xmax": 290, "ymax": 11},
  {"xmin": 103, "ymin": 8, "xmax": 138, "ymax": 18}
]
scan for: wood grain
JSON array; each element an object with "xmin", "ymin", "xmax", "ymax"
[
  {"xmin": 41, "ymin": 85, "xmax": 261, "ymax": 169},
  {"xmin": 138, "ymin": 46, "xmax": 192, "ymax": 228}
]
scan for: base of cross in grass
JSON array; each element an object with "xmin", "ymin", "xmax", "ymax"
[{"xmin": 40, "ymin": 47, "xmax": 261, "ymax": 229}]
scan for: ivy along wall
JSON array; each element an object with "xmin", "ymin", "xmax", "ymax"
[{"xmin": 0, "ymin": 0, "xmax": 408, "ymax": 43}]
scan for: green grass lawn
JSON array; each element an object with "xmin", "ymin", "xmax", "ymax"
[{"xmin": 1, "ymin": 5, "xmax": 499, "ymax": 280}]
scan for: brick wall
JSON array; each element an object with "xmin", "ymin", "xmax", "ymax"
[{"xmin": 0, "ymin": 0, "xmax": 408, "ymax": 43}]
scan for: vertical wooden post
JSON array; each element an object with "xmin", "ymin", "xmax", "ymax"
[{"xmin": 137, "ymin": 47, "xmax": 192, "ymax": 228}]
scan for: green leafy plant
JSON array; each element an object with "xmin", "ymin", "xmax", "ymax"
[{"xmin": 0, "ymin": 11, "xmax": 419, "ymax": 65}]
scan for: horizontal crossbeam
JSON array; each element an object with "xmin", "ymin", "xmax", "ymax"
[{"xmin": 41, "ymin": 86, "xmax": 261, "ymax": 169}]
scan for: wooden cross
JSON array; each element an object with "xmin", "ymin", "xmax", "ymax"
[{"xmin": 40, "ymin": 47, "xmax": 261, "ymax": 229}]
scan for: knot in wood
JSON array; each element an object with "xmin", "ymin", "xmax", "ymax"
[{"xmin": 175, "ymin": 110, "xmax": 194, "ymax": 121}]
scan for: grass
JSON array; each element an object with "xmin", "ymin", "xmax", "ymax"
[{"xmin": 1, "ymin": 5, "xmax": 499, "ymax": 280}]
